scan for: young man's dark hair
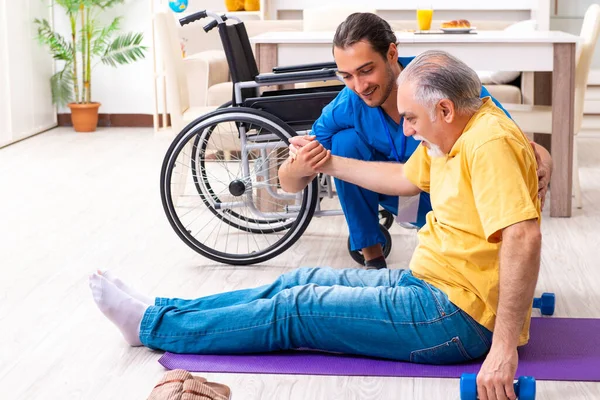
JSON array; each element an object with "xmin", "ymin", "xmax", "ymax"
[{"xmin": 333, "ymin": 13, "xmax": 397, "ymax": 59}]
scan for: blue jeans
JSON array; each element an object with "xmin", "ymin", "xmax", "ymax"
[
  {"xmin": 331, "ymin": 129, "xmax": 431, "ymax": 251},
  {"xmin": 140, "ymin": 267, "xmax": 492, "ymax": 364}
]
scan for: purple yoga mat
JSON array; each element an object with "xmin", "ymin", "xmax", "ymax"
[{"xmin": 158, "ymin": 317, "xmax": 600, "ymax": 381}]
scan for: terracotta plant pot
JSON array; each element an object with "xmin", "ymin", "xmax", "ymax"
[{"xmin": 68, "ymin": 102, "xmax": 101, "ymax": 132}]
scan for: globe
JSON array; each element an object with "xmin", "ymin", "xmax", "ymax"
[{"xmin": 168, "ymin": 0, "xmax": 189, "ymax": 13}]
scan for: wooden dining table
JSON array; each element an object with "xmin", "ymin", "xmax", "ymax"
[{"xmin": 251, "ymin": 30, "xmax": 580, "ymax": 217}]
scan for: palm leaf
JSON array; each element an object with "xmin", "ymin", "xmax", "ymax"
[
  {"xmin": 51, "ymin": 68, "xmax": 74, "ymax": 106},
  {"xmin": 90, "ymin": 16, "xmax": 121, "ymax": 56},
  {"xmin": 34, "ymin": 18, "xmax": 73, "ymax": 62},
  {"xmin": 97, "ymin": 0, "xmax": 125, "ymax": 10},
  {"xmin": 80, "ymin": 0, "xmax": 124, "ymax": 10},
  {"xmin": 100, "ymin": 32, "xmax": 147, "ymax": 67},
  {"xmin": 55, "ymin": 0, "xmax": 81, "ymax": 14}
]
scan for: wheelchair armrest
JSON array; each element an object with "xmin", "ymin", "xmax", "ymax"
[
  {"xmin": 272, "ymin": 62, "xmax": 337, "ymax": 74},
  {"xmin": 255, "ymin": 69, "xmax": 337, "ymax": 84}
]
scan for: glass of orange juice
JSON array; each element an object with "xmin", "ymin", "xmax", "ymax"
[{"xmin": 416, "ymin": 7, "xmax": 434, "ymax": 31}]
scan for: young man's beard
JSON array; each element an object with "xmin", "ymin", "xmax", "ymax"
[{"xmin": 374, "ymin": 64, "xmax": 396, "ymax": 107}]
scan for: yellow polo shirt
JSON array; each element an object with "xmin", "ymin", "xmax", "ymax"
[{"xmin": 403, "ymin": 98, "xmax": 541, "ymax": 345}]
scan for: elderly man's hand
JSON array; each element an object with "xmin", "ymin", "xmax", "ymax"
[
  {"xmin": 477, "ymin": 345, "xmax": 519, "ymax": 400},
  {"xmin": 531, "ymin": 141, "xmax": 552, "ymax": 210},
  {"xmin": 288, "ymin": 135, "xmax": 316, "ymax": 160},
  {"xmin": 288, "ymin": 136, "xmax": 331, "ymax": 177}
]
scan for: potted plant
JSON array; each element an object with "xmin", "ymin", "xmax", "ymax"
[{"xmin": 35, "ymin": 0, "xmax": 147, "ymax": 132}]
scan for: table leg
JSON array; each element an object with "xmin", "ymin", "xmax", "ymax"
[
  {"xmin": 256, "ymin": 43, "xmax": 294, "ymax": 91},
  {"xmin": 550, "ymin": 42, "xmax": 576, "ymax": 217},
  {"xmin": 256, "ymin": 43, "xmax": 278, "ymax": 92},
  {"xmin": 533, "ymin": 71, "xmax": 552, "ymax": 153}
]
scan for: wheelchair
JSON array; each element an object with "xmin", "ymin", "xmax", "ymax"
[{"xmin": 160, "ymin": 10, "xmax": 395, "ymax": 265}]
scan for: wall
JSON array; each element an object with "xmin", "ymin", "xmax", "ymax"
[
  {"xmin": 272, "ymin": 0, "xmax": 545, "ymax": 26},
  {"xmin": 550, "ymin": 0, "xmax": 600, "ymax": 68},
  {"xmin": 52, "ymin": 0, "xmax": 231, "ymax": 114},
  {"xmin": 55, "ymin": 0, "xmax": 584, "ymax": 114},
  {"xmin": 53, "ymin": 0, "xmax": 153, "ymax": 114},
  {"xmin": 0, "ymin": 0, "xmax": 11, "ymax": 144},
  {"xmin": 1, "ymin": 0, "xmax": 56, "ymax": 147}
]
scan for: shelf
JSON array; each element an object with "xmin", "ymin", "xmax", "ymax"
[
  {"xmin": 178, "ymin": 10, "xmax": 262, "ymax": 19},
  {"xmin": 551, "ymin": 15, "xmax": 585, "ymax": 20},
  {"xmin": 221, "ymin": 11, "xmax": 262, "ymax": 16},
  {"xmin": 211, "ymin": 10, "xmax": 263, "ymax": 20}
]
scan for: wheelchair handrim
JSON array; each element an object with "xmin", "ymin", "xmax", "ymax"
[{"xmin": 160, "ymin": 109, "xmax": 318, "ymax": 264}]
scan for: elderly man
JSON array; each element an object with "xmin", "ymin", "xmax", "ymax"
[
  {"xmin": 278, "ymin": 12, "xmax": 551, "ymax": 270},
  {"xmin": 91, "ymin": 50, "xmax": 540, "ymax": 400}
]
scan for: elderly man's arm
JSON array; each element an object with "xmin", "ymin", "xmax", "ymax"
[
  {"xmin": 279, "ymin": 88, "xmax": 357, "ymax": 194},
  {"xmin": 278, "ymin": 159, "xmax": 319, "ymax": 194},
  {"xmin": 279, "ymin": 135, "xmax": 422, "ymax": 196},
  {"xmin": 278, "ymin": 136, "xmax": 323, "ymax": 193},
  {"xmin": 477, "ymin": 219, "xmax": 542, "ymax": 400},
  {"xmin": 318, "ymin": 154, "xmax": 421, "ymax": 196}
]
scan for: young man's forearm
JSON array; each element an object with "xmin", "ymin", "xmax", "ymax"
[
  {"xmin": 493, "ymin": 220, "xmax": 542, "ymax": 350},
  {"xmin": 319, "ymin": 155, "xmax": 421, "ymax": 196},
  {"xmin": 278, "ymin": 158, "xmax": 317, "ymax": 193}
]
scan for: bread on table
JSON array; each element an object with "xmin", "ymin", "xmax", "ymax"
[{"xmin": 441, "ymin": 19, "xmax": 471, "ymax": 28}]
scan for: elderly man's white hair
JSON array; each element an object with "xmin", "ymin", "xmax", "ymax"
[{"xmin": 397, "ymin": 50, "xmax": 482, "ymax": 116}]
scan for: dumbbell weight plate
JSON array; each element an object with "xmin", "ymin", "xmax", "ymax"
[{"xmin": 459, "ymin": 373, "xmax": 478, "ymax": 400}]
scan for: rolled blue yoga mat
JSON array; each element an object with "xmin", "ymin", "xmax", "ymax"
[{"xmin": 158, "ymin": 317, "xmax": 600, "ymax": 381}]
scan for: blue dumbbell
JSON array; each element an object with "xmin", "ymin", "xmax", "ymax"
[
  {"xmin": 460, "ymin": 373, "xmax": 536, "ymax": 400},
  {"xmin": 533, "ymin": 292, "xmax": 555, "ymax": 316}
]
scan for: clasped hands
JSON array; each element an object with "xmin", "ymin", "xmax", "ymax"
[{"xmin": 288, "ymin": 135, "xmax": 331, "ymax": 177}]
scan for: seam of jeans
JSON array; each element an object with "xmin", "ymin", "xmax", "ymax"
[
  {"xmin": 139, "ymin": 305, "xmax": 160, "ymax": 338},
  {"xmin": 409, "ymin": 336, "xmax": 473, "ymax": 363},
  {"xmin": 422, "ymin": 281, "xmax": 446, "ymax": 316},
  {"xmin": 453, "ymin": 336, "xmax": 475, "ymax": 360},
  {"xmin": 155, "ymin": 297, "xmax": 168, "ymax": 307},
  {"xmin": 144, "ymin": 308, "xmax": 464, "ymax": 339},
  {"xmin": 460, "ymin": 310, "xmax": 492, "ymax": 348}
]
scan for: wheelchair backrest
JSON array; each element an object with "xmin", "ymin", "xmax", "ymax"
[{"xmin": 218, "ymin": 22, "xmax": 260, "ymax": 100}]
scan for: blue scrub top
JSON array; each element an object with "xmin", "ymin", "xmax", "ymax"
[{"xmin": 312, "ymin": 56, "xmax": 511, "ymax": 164}]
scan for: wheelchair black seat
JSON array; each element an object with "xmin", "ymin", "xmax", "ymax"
[{"xmin": 244, "ymin": 85, "xmax": 343, "ymax": 131}]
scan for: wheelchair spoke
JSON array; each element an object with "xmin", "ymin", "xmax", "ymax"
[
  {"xmin": 161, "ymin": 109, "xmax": 319, "ymax": 264},
  {"xmin": 204, "ymin": 123, "xmax": 238, "ymax": 181}
]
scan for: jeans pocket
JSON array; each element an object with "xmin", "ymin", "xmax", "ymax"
[{"xmin": 409, "ymin": 336, "xmax": 474, "ymax": 365}]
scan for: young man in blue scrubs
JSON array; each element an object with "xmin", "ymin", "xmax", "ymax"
[{"xmin": 278, "ymin": 13, "xmax": 552, "ymax": 269}]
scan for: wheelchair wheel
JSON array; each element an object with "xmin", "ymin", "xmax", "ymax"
[
  {"xmin": 379, "ymin": 209, "xmax": 394, "ymax": 230},
  {"xmin": 189, "ymin": 102, "xmax": 294, "ymax": 233},
  {"xmin": 160, "ymin": 107, "xmax": 319, "ymax": 265},
  {"xmin": 347, "ymin": 224, "xmax": 392, "ymax": 265}
]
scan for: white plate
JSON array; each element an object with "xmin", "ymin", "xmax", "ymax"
[{"xmin": 440, "ymin": 27, "xmax": 476, "ymax": 33}]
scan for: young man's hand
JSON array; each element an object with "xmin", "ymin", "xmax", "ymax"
[{"xmin": 288, "ymin": 135, "xmax": 331, "ymax": 177}]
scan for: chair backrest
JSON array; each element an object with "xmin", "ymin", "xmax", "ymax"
[
  {"xmin": 218, "ymin": 22, "xmax": 260, "ymax": 101},
  {"xmin": 575, "ymin": 4, "xmax": 600, "ymax": 133},
  {"xmin": 155, "ymin": 9, "xmax": 190, "ymax": 132},
  {"xmin": 302, "ymin": 6, "xmax": 377, "ymax": 31}
]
